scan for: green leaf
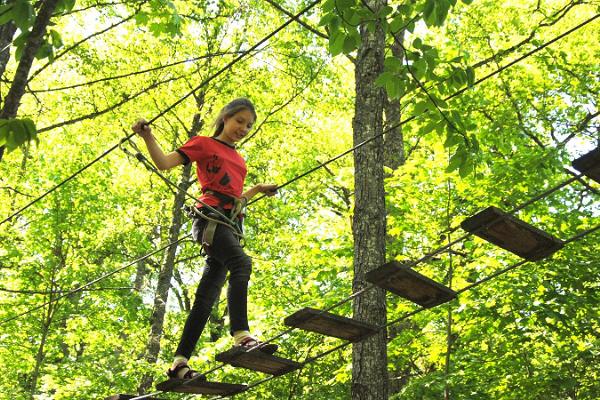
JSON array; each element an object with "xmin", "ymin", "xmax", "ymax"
[
  {"xmin": 446, "ymin": 149, "xmax": 465, "ymax": 172},
  {"xmin": 421, "ymin": 120, "xmax": 438, "ymax": 135},
  {"xmin": 322, "ymin": 0, "xmax": 336, "ymax": 13},
  {"xmin": 329, "ymin": 31, "xmax": 345, "ymax": 56},
  {"xmin": 0, "ymin": 119, "xmax": 9, "ymax": 147},
  {"xmin": 377, "ymin": 5, "xmax": 393, "ymax": 18},
  {"xmin": 328, "ymin": 15, "xmax": 341, "ymax": 34},
  {"xmin": 343, "ymin": 34, "xmax": 357, "ymax": 54},
  {"xmin": 412, "ymin": 58, "xmax": 427, "ymax": 80},
  {"xmin": 0, "ymin": 5, "xmax": 14, "ymax": 25},
  {"xmin": 459, "ymin": 156, "xmax": 475, "ymax": 177},
  {"xmin": 63, "ymin": 0, "xmax": 76, "ymax": 12},
  {"xmin": 21, "ymin": 118, "xmax": 36, "ymax": 139},
  {"xmin": 55, "ymin": 0, "xmax": 76, "ymax": 14},
  {"xmin": 466, "ymin": 66, "xmax": 475, "ymax": 86},
  {"xmin": 435, "ymin": 0, "xmax": 451, "ymax": 26},
  {"xmin": 423, "ymin": 0, "xmax": 435, "ymax": 20},
  {"xmin": 12, "ymin": 0, "xmax": 33, "ymax": 30},
  {"xmin": 348, "ymin": 9, "xmax": 362, "ymax": 25},
  {"xmin": 135, "ymin": 11, "xmax": 150, "ymax": 25},
  {"xmin": 385, "ymin": 77, "xmax": 401, "ymax": 99},
  {"xmin": 35, "ymin": 42, "xmax": 53, "ymax": 60},
  {"xmin": 375, "ymin": 71, "xmax": 395, "ymax": 88},
  {"xmin": 0, "ymin": 118, "xmax": 37, "ymax": 152},
  {"xmin": 413, "ymin": 37, "xmax": 423, "ymax": 49},
  {"xmin": 414, "ymin": 100, "xmax": 430, "ymax": 114},
  {"xmin": 383, "ymin": 56, "xmax": 403, "ymax": 72},
  {"xmin": 50, "ymin": 30, "xmax": 63, "ymax": 48},
  {"xmin": 389, "ymin": 15, "xmax": 405, "ymax": 32},
  {"xmin": 444, "ymin": 131, "xmax": 462, "ymax": 147}
]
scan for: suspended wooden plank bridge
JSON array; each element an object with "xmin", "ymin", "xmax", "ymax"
[{"xmin": 108, "ymin": 147, "xmax": 599, "ymax": 398}]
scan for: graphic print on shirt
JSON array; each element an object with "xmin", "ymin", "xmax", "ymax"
[
  {"xmin": 219, "ymin": 173, "xmax": 231, "ymax": 187},
  {"xmin": 177, "ymin": 137, "xmax": 247, "ymax": 207},
  {"xmin": 206, "ymin": 155, "xmax": 222, "ymax": 174}
]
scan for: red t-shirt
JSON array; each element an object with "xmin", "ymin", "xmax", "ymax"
[{"xmin": 177, "ymin": 136, "xmax": 247, "ymax": 209}]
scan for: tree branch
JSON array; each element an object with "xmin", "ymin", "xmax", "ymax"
[
  {"xmin": 27, "ymin": 50, "xmax": 247, "ymax": 93},
  {"xmin": 28, "ymin": 7, "xmax": 143, "ymax": 83},
  {"xmin": 37, "ymin": 71, "xmax": 195, "ymax": 134},
  {"xmin": 264, "ymin": 0, "xmax": 328, "ymax": 40}
]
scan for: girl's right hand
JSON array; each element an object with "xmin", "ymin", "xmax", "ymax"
[{"xmin": 131, "ymin": 119, "xmax": 152, "ymax": 139}]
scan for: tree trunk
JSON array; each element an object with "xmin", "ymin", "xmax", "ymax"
[
  {"xmin": 29, "ymin": 299, "xmax": 56, "ymax": 400},
  {"xmin": 383, "ymin": 38, "xmax": 405, "ymax": 171},
  {"xmin": 29, "ymin": 232, "xmax": 64, "ymax": 399},
  {"xmin": 0, "ymin": 21, "xmax": 17, "ymax": 81},
  {"xmin": 351, "ymin": 1, "xmax": 388, "ymax": 399},
  {"xmin": 137, "ymin": 112, "xmax": 204, "ymax": 394},
  {"xmin": 137, "ymin": 163, "xmax": 193, "ymax": 394},
  {"xmin": 0, "ymin": 0, "xmax": 60, "ymax": 161}
]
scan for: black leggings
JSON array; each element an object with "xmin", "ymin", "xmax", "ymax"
[{"xmin": 175, "ymin": 217, "xmax": 251, "ymax": 359}]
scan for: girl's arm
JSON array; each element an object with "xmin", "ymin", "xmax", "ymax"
[
  {"xmin": 242, "ymin": 184, "xmax": 278, "ymax": 201},
  {"xmin": 131, "ymin": 119, "xmax": 184, "ymax": 170}
]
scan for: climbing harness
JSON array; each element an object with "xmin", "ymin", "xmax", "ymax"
[
  {"xmin": 119, "ymin": 136, "xmax": 246, "ymax": 255},
  {"xmin": 185, "ymin": 194, "xmax": 246, "ymax": 255}
]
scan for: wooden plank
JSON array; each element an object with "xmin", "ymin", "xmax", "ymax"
[
  {"xmin": 461, "ymin": 206, "xmax": 564, "ymax": 261},
  {"xmin": 365, "ymin": 261, "xmax": 456, "ymax": 308},
  {"xmin": 284, "ymin": 307, "xmax": 378, "ymax": 342},
  {"xmin": 215, "ymin": 347, "xmax": 302, "ymax": 376},
  {"xmin": 572, "ymin": 147, "xmax": 600, "ymax": 184},
  {"xmin": 155, "ymin": 378, "xmax": 247, "ymax": 396}
]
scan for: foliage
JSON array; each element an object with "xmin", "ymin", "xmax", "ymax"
[
  {"xmin": 0, "ymin": 117, "xmax": 36, "ymax": 152},
  {"xmin": 0, "ymin": 0, "xmax": 598, "ymax": 399}
]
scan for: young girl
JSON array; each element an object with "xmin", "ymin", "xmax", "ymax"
[{"xmin": 132, "ymin": 98, "xmax": 278, "ymax": 380}]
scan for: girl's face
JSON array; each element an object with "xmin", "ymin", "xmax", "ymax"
[{"xmin": 220, "ymin": 109, "xmax": 255, "ymax": 144}]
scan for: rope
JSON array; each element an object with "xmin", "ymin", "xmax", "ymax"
[
  {"xmin": 3, "ymin": 5, "xmax": 595, "ymax": 332},
  {"xmin": 0, "ymin": 0, "xmax": 321, "ymax": 227},
  {"xmin": 0, "ymin": 7, "xmax": 596, "ymax": 398},
  {"xmin": 249, "ymin": 12, "xmax": 599, "ymax": 205},
  {"xmin": 123, "ymin": 159, "xmax": 599, "ymax": 400},
  {"xmin": 204, "ymin": 222, "xmax": 599, "ymax": 400}
]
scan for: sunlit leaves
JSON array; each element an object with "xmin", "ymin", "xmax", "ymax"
[
  {"xmin": 0, "ymin": 118, "xmax": 37, "ymax": 153},
  {"xmin": 137, "ymin": 0, "xmax": 184, "ymax": 37}
]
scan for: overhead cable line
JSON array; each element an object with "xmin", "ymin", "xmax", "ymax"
[
  {"xmin": 3, "ymin": 16, "xmax": 598, "ymax": 400},
  {"xmin": 4, "ymin": 9, "xmax": 594, "ymax": 325},
  {"xmin": 126, "ymin": 160, "xmax": 599, "ymax": 400},
  {"xmin": 27, "ymin": 7, "xmax": 142, "ymax": 83},
  {"xmin": 0, "ymin": 3, "xmax": 324, "ymax": 324},
  {"xmin": 249, "ymin": 12, "xmax": 599, "ymax": 205},
  {"xmin": 0, "ymin": 0, "xmax": 321, "ymax": 227},
  {"xmin": 3, "ymin": 5, "xmax": 593, "ymax": 396},
  {"xmin": 359, "ymin": 0, "xmax": 466, "ymax": 141},
  {"xmin": 0, "ymin": 235, "xmax": 191, "ymax": 325},
  {"xmin": 28, "ymin": 51, "xmax": 252, "ymax": 93}
]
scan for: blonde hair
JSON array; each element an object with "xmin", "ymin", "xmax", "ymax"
[{"xmin": 212, "ymin": 98, "xmax": 257, "ymax": 136}]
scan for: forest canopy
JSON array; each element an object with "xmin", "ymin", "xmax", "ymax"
[{"xmin": 0, "ymin": 0, "xmax": 598, "ymax": 399}]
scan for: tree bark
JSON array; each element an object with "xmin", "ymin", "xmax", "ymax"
[
  {"xmin": 0, "ymin": 0, "xmax": 60, "ymax": 161},
  {"xmin": 137, "ymin": 111, "xmax": 203, "ymax": 394},
  {"xmin": 137, "ymin": 163, "xmax": 193, "ymax": 394},
  {"xmin": 351, "ymin": 1, "xmax": 388, "ymax": 399},
  {"xmin": 0, "ymin": 21, "xmax": 17, "ymax": 80},
  {"xmin": 383, "ymin": 38, "xmax": 405, "ymax": 171}
]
